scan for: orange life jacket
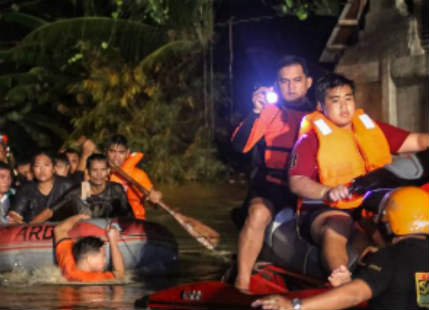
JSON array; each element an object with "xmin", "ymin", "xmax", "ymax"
[
  {"xmin": 56, "ymin": 239, "xmax": 115, "ymax": 282},
  {"xmin": 238, "ymin": 105, "xmax": 304, "ymax": 185},
  {"xmin": 109, "ymin": 152, "xmax": 153, "ymax": 219},
  {"xmin": 299, "ymin": 109, "xmax": 392, "ymax": 209}
]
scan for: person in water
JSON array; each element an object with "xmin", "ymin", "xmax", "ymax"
[
  {"xmin": 230, "ymin": 55, "xmax": 315, "ymax": 291},
  {"xmin": 7, "ymin": 150, "xmax": 73, "ymax": 224},
  {"xmin": 31, "ymin": 153, "xmax": 132, "ymax": 222},
  {"xmin": 289, "ymin": 73, "xmax": 429, "ymax": 286},
  {"xmin": 54, "ymin": 213, "xmax": 125, "ymax": 282},
  {"xmin": 252, "ymin": 186, "xmax": 429, "ymax": 310}
]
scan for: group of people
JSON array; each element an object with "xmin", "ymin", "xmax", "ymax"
[
  {"xmin": 231, "ymin": 55, "xmax": 429, "ymax": 309},
  {"xmin": 0, "ymin": 134, "xmax": 162, "ymax": 281},
  {"xmin": 0, "ymin": 54, "xmax": 428, "ymax": 308}
]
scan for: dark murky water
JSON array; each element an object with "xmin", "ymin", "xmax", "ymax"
[{"xmin": 0, "ymin": 183, "xmax": 246, "ymax": 309}]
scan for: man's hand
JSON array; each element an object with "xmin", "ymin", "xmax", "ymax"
[
  {"xmin": 147, "ymin": 189, "xmax": 162, "ymax": 205},
  {"xmin": 252, "ymin": 86, "xmax": 273, "ymax": 114},
  {"xmin": 326, "ymin": 185, "xmax": 352, "ymax": 202},
  {"xmin": 7, "ymin": 210, "xmax": 23, "ymax": 224},
  {"xmin": 81, "ymin": 138, "xmax": 97, "ymax": 156},
  {"xmin": 328, "ymin": 265, "xmax": 352, "ymax": 287},
  {"xmin": 107, "ymin": 225, "xmax": 121, "ymax": 243},
  {"xmin": 251, "ymin": 294, "xmax": 292, "ymax": 310}
]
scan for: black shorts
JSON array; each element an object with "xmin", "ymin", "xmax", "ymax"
[
  {"xmin": 298, "ymin": 202, "xmax": 360, "ymax": 244},
  {"xmin": 247, "ymin": 181, "xmax": 297, "ymax": 214}
]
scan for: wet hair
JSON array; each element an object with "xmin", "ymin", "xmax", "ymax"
[
  {"xmin": 105, "ymin": 134, "xmax": 128, "ymax": 150},
  {"xmin": 64, "ymin": 148, "xmax": 80, "ymax": 157},
  {"xmin": 31, "ymin": 150, "xmax": 55, "ymax": 166},
  {"xmin": 316, "ymin": 73, "xmax": 355, "ymax": 107},
  {"xmin": 54, "ymin": 153, "xmax": 70, "ymax": 166},
  {"xmin": 87, "ymin": 153, "xmax": 108, "ymax": 170},
  {"xmin": 276, "ymin": 55, "xmax": 310, "ymax": 77},
  {"xmin": 72, "ymin": 236, "xmax": 105, "ymax": 263}
]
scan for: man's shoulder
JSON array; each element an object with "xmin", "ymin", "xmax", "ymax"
[{"xmin": 106, "ymin": 181, "xmax": 125, "ymax": 192}]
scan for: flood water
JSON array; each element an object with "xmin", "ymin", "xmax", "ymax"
[{"xmin": 0, "ymin": 183, "xmax": 247, "ymax": 309}]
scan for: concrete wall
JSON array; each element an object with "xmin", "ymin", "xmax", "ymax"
[{"xmin": 335, "ymin": 0, "xmax": 428, "ymax": 132}]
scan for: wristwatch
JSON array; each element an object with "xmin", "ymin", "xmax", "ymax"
[{"xmin": 291, "ymin": 298, "xmax": 302, "ymax": 310}]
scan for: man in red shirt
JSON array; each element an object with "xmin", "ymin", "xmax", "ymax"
[
  {"xmin": 54, "ymin": 214, "xmax": 125, "ymax": 282},
  {"xmin": 231, "ymin": 55, "xmax": 315, "ymax": 291},
  {"xmin": 289, "ymin": 73, "xmax": 429, "ymax": 286}
]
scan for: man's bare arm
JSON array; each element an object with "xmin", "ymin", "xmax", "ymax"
[
  {"xmin": 398, "ymin": 133, "xmax": 429, "ymax": 153},
  {"xmin": 107, "ymin": 227, "xmax": 125, "ymax": 279},
  {"xmin": 252, "ymin": 279, "xmax": 372, "ymax": 310},
  {"xmin": 289, "ymin": 175, "xmax": 351, "ymax": 201},
  {"xmin": 54, "ymin": 214, "xmax": 90, "ymax": 241}
]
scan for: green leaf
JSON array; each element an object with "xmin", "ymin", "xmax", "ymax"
[
  {"xmin": 7, "ymin": 17, "xmax": 168, "ymax": 65},
  {"xmin": 2, "ymin": 12, "xmax": 47, "ymax": 29}
]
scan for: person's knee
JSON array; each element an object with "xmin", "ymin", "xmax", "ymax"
[
  {"xmin": 322, "ymin": 226, "xmax": 349, "ymax": 245},
  {"xmin": 246, "ymin": 203, "xmax": 272, "ymax": 228},
  {"xmin": 311, "ymin": 212, "xmax": 353, "ymax": 244}
]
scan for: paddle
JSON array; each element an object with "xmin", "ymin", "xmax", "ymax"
[{"xmin": 111, "ymin": 166, "xmax": 220, "ymax": 251}]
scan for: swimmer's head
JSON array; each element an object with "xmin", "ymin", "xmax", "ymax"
[{"xmin": 72, "ymin": 236, "xmax": 107, "ymax": 272}]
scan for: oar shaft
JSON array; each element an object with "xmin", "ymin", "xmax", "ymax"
[{"xmin": 111, "ymin": 166, "xmax": 220, "ymax": 250}]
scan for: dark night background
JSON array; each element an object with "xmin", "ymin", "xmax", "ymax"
[{"xmin": 213, "ymin": 0, "xmax": 337, "ymax": 116}]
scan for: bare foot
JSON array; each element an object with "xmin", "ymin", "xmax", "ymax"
[
  {"xmin": 328, "ymin": 265, "xmax": 352, "ymax": 287},
  {"xmin": 234, "ymin": 276, "xmax": 251, "ymax": 294}
]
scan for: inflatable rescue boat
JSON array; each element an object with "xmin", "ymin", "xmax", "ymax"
[{"xmin": 0, "ymin": 218, "xmax": 178, "ymax": 273}]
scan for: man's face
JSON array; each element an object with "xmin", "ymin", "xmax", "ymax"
[
  {"xmin": 0, "ymin": 169, "xmax": 11, "ymax": 195},
  {"xmin": 88, "ymin": 160, "xmax": 108, "ymax": 186},
  {"xmin": 54, "ymin": 161, "xmax": 70, "ymax": 177},
  {"xmin": 86, "ymin": 247, "xmax": 107, "ymax": 272},
  {"xmin": 32, "ymin": 154, "xmax": 54, "ymax": 182},
  {"xmin": 106, "ymin": 144, "xmax": 129, "ymax": 168},
  {"xmin": 65, "ymin": 152, "xmax": 80, "ymax": 174},
  {"xmin": 321, "ymin": 84, "xmax": 356, "ymax": 129},
  {"xmin": 17, "ymin": 163, "xmax": 33, "ymax": 181},
  {"xmin": 277, "ymin": 64, "xmax": 313, "ymax": 106}
]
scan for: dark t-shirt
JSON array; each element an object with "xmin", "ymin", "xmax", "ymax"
[
  {"xmin": 51, "ymin": 181, "xmax": 132, "ymax": 219},
  {"xmin": 355, "ymin": 237, "xmax": 429, "ymax": 310},
  {"xmin": 11, "ymin": 176, "xmax": 73, "ymax": 222},
  {"xmin": 68, "ymin": 171, "xmax": 84, "ymax": 186}
]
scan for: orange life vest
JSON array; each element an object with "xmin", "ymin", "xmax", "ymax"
[
  {"xmin": 109, "ymin": 152, "xmax": 153, "ymax": 219},
  {"xmin": 299, "ymin": 109, "xmax": 392, "ymax": 209},
  {"xmin": 56, "ymin": 239, "xmax": 115, "ymax": 282},
  {"xmin": 239, "ymin": 105, "xmax": 304, "ymax": 185}
]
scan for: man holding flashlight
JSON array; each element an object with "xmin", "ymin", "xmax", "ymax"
[{"xmin": 231, "ymin": 55, "xmax": 314, "ymax": 291}]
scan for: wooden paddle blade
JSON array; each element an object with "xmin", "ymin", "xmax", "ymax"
[{"xmin": 173, "ymin": 212, "xmax": 220, "ymax": 250}]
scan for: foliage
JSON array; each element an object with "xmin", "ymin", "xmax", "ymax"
[
  {"xmin": 273, "ymin": 0, "xmax": 344, "ymax": 20},
  {"xmin": 67, "ymin": 42, "xmax": 227, "ymax": 183},
  {"xmin": 0, "ymin": 1, "xmax": 228, "ymax": 183}
]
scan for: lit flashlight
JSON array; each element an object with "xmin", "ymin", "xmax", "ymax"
[{"xmin": 265, "ymin": 90, "xmax": 278, "ymax": 104}]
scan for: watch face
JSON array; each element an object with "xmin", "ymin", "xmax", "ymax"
[{"xmin": 292, "ymin": 298, "xmax": 302, "ymax": 309}]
